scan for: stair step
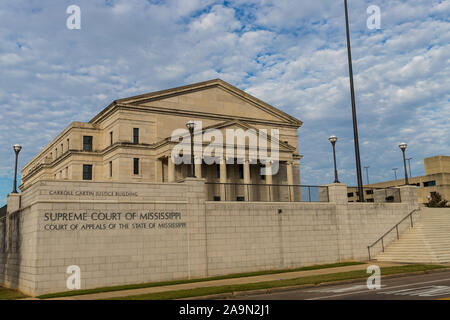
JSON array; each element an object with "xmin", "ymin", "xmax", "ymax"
[{"xmin": 374, "ymin": 209, "xmax": 450, "ymax": 263}]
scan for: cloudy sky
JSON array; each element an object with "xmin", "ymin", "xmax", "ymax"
[{"xmin": 0, "ymin": 0, "xmax": 449, "ymax": 205}]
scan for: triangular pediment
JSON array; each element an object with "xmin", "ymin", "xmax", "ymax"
[
  {"xmin": 112, "ymin": 79, "xmax": 302, "ymax": 126},
  {"xmin": 165, "ymin": 120, "xmax": 295, "ymax": 152}
]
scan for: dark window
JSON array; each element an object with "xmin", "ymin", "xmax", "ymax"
[
  {"xmin": 133, "ymin": 128, "xmax": 139, "ymax": 144},
  {"xmin": 109, "ymin": 161, "xmax": 113, "ymax": 177},
  {"xmin": 83, "ymin": 165, "xmax": 92, "ymax": 180},
  {"xmin": 238, "ymin": 164, "xmax": 244, "ymax": 179},
  {"xmin": 366, "ymin": 190, "xmax": 374, "ymax": 195},
  {"xmin": 424, "ymin": 180, "xmax": 436, "ymax": 187},
  {"xmin": 236, "ymin": 196, "xmax": 245, "ymax": 201},
  {"xmin": 83, "ymin": 136, "xmax": 93, "ymax": 152},
  {"xmin": 110, "ymin": 132, "xmax": 113, "ymax": 145},
  {"xmin": 216, "ymin": 164, "xmax": 220, "ymax": 178},
  {"xmin": 260, "ymin": 165, "xmax": 266, "ymax": 180},
  {"xmin": 347, "ymin": 192, "xmax": 354, "ymax": 197},
  {"xmin": 133, "ymin": 158, "xmax": 139, "ymax": 175},
  {"xmin": 213, "ymin": 196, "xmax": 221, "ymax": 201}
]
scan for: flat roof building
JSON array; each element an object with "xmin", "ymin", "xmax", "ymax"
[{"xmin": 347, "ymin": 155, "xmax": 450, "ymax": 203}]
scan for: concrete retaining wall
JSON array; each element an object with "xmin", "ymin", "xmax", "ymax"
[{"xmin": 0, "ymin": 179, "xmax": 418, "ymax": 296}]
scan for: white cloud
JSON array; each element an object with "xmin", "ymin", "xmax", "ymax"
[{"xmin": 0, "ymin": 0, "xmax": 448, "ymax": 200}]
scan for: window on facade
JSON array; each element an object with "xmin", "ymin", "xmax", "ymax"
[
  {"xmin": 133, "ymin": 158, "xmax": 140, "ymax": 175},
  {"xmin": 110, "ymin": 132, "xmax": 113, "ymax": 145},
  {"xmin": 216, "ymin": 164, "xmax": 220, "ymax": 178},
  {"xmin": 109, "ymin": 161, "xmax": 113, "ymax": 177},
  {"xmin": 238, "ymin": 164, "xmax": 244, "ymax": 179},
  {"xmin": 213, "ymin": 196, "xmax": 221, "ymax": 201},
  {"xmin": 366, "ymin": 190, "xmax": 374, "ymax": 195},
  {"xmin": 67, "ymin": 138, "xmax": 70, "ymax": 151},
  {"xmin": 83, "ymin": 136, "xmax": 93, "ymax": 152},
  {"xmin": 236, "ymin": 196, "xmax": 245, "ymax": 201},
  {"xmin": 423, "ymin": 180, "xmax": 436, "ymax": 187},
  {"xmin": 61, "ymin": 143, "xmax": 64, "ymax": 154},
  {"xmin": 55, "ymin": 148, "xmax": 58, "ymax": 157},
  {"xmin": 347, "ymin": 192, "xmax": 354, "ymax": 197},
  {"xmin": 83, "ymin": 164, "xmax": 93, "ymax": 180},
  {"xmin": 133, "ymin": 128, "xmax": 139, "ymax": 144}
]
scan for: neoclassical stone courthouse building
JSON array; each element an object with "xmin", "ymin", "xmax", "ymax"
[
  {"xmin": 2, "ymin": 79, "xmax": 422, "ymax": 296},
  {"xmin": 21, "ymin": 79, "xmax": 302, "ymax": 200}
]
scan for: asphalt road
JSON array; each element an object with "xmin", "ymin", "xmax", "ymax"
[{"xmin": 233, "ymin": 270, "xmax": 450, "ymax": 300}]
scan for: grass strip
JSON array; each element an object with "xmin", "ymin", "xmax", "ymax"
[
  {"xmin": 107, "ymin": 264, "xmax": 447, "ymax": 300},
  {"xmin": 38, "ymin": 261, "xmax": 363, "ymax": 299},
  {"xmin": 0, "ymin": 287, "xmax": 28, "ymax": 300}
]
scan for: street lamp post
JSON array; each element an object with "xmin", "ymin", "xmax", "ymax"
[
  {"xmin": 329, "ymin": 136, "xmax": 340, "ymax": 183},
  {"xmin": 406, "ymin": 157, "xmax": 412, "ymax": 178},
  {"xmin": 399, "ymin": 142, "xmax": 409, "ymax": 185},
  {"xmin": 364, "ymin": 166, "xmax": 370, "ymax": 185},
  {"xmin": 344, "ymin": 0, "xmax": 364, "ymax": 202},
  {"xmin": 392, "ymin": 168, "xmax": 398, "ymax": 181},
  {"xmin": 186, "ymin": 121, "xmax": 196, "ymax": 178},
  {"xmin": 12, "ymin": 144, "xmax": 22, "ymax": 193}
]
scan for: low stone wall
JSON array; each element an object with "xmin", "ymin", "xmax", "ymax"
[{"xmin": 0, "ymin": 180, "xmax": 418, "ymax": 296}]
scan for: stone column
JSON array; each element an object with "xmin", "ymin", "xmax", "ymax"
[
  {"xmin": 243, "ymin": 159, "xmax": 251, "ymax": 201},
  {"xmin": 168, "ymin": 156, "xmax": 175, "ymax": 182},
  {"xmin": 265, "ymin": 161, "xmax": 273, "ymax": 201},
  {"xmin": 326, "ymin": 183, "xmax": 350, "ymax": 261},
  {"xmin": 194, "ymin": 156, "xmax": 202, "ymax": 179},
  {"xmin": 286, "ymin": 161, "xmax": 294, "ymax": 201},
  {"xmin": 399, "ymin": 185, "xmax": 419, "ymax": 211},
  {"xmin": 182, "ymin": 178, "xmax": 208, "ymax": 279},
  {"xmin": 220, "ymin": 158, "xmax": 227, "ymax": 201},
  {"xmin": 7, "ymin": 193, "xmax": 21, "ymax": 215}
]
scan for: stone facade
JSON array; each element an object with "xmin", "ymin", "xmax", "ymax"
[
  {"xmin": 0, "ymin": 179, "xmax": 419, "ymax": 296},
  {"xmin": 20, "ymin": 79, "xmax": 303, "ymax": 200}
]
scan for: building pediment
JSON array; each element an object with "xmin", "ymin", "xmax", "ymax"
[
  {"xmin": 91, "ymin": 79, "xmax": 302, "ymax": 127},
  {"xmin": 157, "ymin": 120, "xmax": 295, "ymax": 154}
]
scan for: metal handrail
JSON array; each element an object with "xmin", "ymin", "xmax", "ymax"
[{"xmin": 367, "ymin": 208, "xmax": 420, "ymax": 260}]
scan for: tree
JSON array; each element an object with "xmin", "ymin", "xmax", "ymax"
[{"xmin": 426, "ymin": 193, "xmax": 449, "ymax": 208}]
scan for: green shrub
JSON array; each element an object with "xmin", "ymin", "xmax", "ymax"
[{"xmin": 426, "ymin": 192, "xmax": 449, "ymax": 208}]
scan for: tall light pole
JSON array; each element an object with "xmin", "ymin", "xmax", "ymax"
[
  {"xmin": 329, "ymin": 136, "xmax": 340, "ymax": 183},
  {"xmin": 406, "ymin": 157, "xmax": 412, "ymax": 178},
  {"xmin": 364, "ymin": 166, "xmax": 370, "ymax": 185},
  {"xmin": 344, "ymin": 0, "xmax": 364, "ymax": 202},
  {"xmin": 399, "ymin": 142, "xmax": 409, "ymax": 185},
  {"xmin": 186, "ymin": 120, "xmax": 196, "ymax": 178},
  {"xmin": 392, "ymin": 168, "xmax": 398, "ymax": 181},
  {"xmin": 12, "ymin": 144, "xmax": 22, "ymax": 193}
]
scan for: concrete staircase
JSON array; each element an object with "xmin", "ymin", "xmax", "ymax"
[{"xmin": 376, "ymin": 208, "xmax": 450, "ymax": 264}]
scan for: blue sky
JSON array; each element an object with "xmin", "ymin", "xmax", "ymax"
[{"xmin": 0, "ymin": 0, "xmax": 449, "ymax": 205}]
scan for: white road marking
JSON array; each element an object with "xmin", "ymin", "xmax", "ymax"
[
  {"xmin": 307, "ymin": 277, "xmax": 450, "ymax": 300},
  {"xmin": 378, "ymin": 286, "xmax": 450, "ymax": 297},
  {"xmin": 307, "ymin": 284, "xmax": 384, "ymax": 293}
]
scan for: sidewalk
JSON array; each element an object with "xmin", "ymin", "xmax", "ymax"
[{"xmin": 46, "ymin": 261, "xmax": 405, "ymax": 300}]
